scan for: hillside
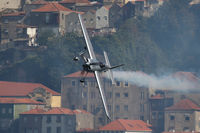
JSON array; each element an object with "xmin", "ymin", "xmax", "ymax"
[{"xmin": 0, "ymin": 0, "xmax": 200, "ymax": 92}]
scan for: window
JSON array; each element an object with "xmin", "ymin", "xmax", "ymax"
[
  {"xmin": 83, "ymin": 105, "xmax": 87, "ymax": 110},
  {"xmin": 124, "ymin": 93, "xmax": 128, "ymax": 97},
  {"xmin": 185, "ymin": 115, "xmax": 190, "ymax": 121},
  {"xmin": 56, "ymin": 116, "xmax": 61, "ymax": 123},
  {"xmin": 124, "ymin": 105, "xmax": 128, "ymax": 111},
  {"xmin": 71, "ymin": 105, "xmax": 75, "ymax": 110},
  {"xmin": 62, "ymin": 14, "xmax": 64, "ymax": 20},
  {"xmin": 116, "ymin": 81, "xmax": 121, "ymax": 87},
  {"xmin": 2, "ymin": 108, "xmax": 6, "ymax": 114},
  {"xmin": 46, "ymin": 116, "xmax": 51, "ymax": 123},
  {"xmin": 107, "ymin": 92, "xmax": 112, "ymax": 99},
  {"xmin": 71, "ymin": 81, "xmax": 76, "ymax": 86},
  {"xmin": 90, "ymin": 105, "xmax": 95, "ymax": 113},
  {"xmin": 115, "ymin": 93, "xmax": 120, "ymax": 98},
  {"xmin": 83, "ymin": 18, "xmax": 87, "ymax": 23},
  {"xmin": 170, "ymin": 115, "xmax": 175, "ymax": 120},
  {"xmin": 8, "ymin": 108, "xmax": 12, "ymax": 114},
  {"xmin": 47, "ymin": 127, "xmax": 51, "ymax": 133},
  {"xmin": 140, "ymin": 115, "xmax": 144, "ymax": 120},
  {"xmin": 152, "ymin": 112, "xmax": 156, "ymax": 119},
  {"xmin": 45, "ymin": 13, "xmax": 50, "ymax": 24},
  {"xmin": 56, "ymin": 127, "xmax": 61, "ymax": 133},
  {"xmin": 90, "ymin": 19, "xmax": 94, "ymax": 23},
  {"xmin": 97, "ymin": 16, "xmax": 100, "ymax": 20},
  {"xmin": 124, "ymin": 81, "xmax": 128, "ymax": 87},
  {"xmin": 158, "ymin": 112, "xmax": 163, "ymax": 119},
  {"xmin": 108, "ymin": 105, "xmax": 111, "ymax": 111},
  {"xmin": 140, "ymin": 103, "xmax": 144, "ymax": 112},
  {"xmin": 141, "ymin": 92, "xmax": 144, "ymax": 100},
  {"xmin": 115, "ymin": 105, "xmax": 120, "ymax": 112},
  {"xmin": 91, "ymin": 92, "xmax": 96, "ymax": 99},
  {"xmin": 82, "ymin": 92, "xmax": 87, "ymax": 98}
]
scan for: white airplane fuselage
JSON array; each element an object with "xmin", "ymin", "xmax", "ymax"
[{"xmin": 83, "ymin": 58, "xmax": 108, "ymax": 72}]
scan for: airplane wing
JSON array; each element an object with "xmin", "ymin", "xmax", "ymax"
[
  {"xmin": 104, "ymin": 51, "xmax": 115, "ymax": 84},
  {"xmin": 78, "ymin": 14, "xmax": 96, "ymax": 59},
  {"xmin": 94, "ymin": 71, "xmax": 111, "ymax": 119}
]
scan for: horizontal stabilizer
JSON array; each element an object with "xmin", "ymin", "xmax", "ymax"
[{"xmin": 109, "ymin": 64, "xmax": 124, "ymax": 69}]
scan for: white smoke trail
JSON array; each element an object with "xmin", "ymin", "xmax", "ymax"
[{"xmin": 112, "ymin": 71, "xmax": 200, "ymax": 91}]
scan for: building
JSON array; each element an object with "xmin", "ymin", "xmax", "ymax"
[
  {"xmin": 19, "ymin": 107, "xmax": 94, "ymax": 133},
  {"xmin": 0, "ymin": 22, "xmax": 38, "ymax": 47},
  {"xmin": 96, "ymin": 6, "xmax": 109, "ymax": 29},
  {"xmin": 164, "ymin": 99, "xmax": 200, "ymax": 132},
  {"xmin": 59, "ymin": 11, "xmax": 82, "ymax": 35},
  {"xmin": 61, "ymin": 71, "xmax": 150, "ymax": 128},
  {"xmin": 25, "ymin": 2, "xmax": 77, "ymax": 35},
  {"xmin": 103, "ymin": 0, "xmax": 130, "ymax": 5},
  {"xmin": 0, "ymin": 81, "xmax": 61, "ymax": 107},
  {"xmin": 0, "ymin": 97, "xmax": 44, "ymax": 133},
  {"xmin": 0, "ymin": 0, "xmax": 24, "ymax": 11},
  {"xmin": 149, "ymin": 94, "xmax": 173, "ymax": 133},
  {"xmin": 99, "ymin": 119, "xmax": 152, "ymax": 133}
]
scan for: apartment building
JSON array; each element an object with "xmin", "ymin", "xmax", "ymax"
[{"xmin": 61, "ymin": 71, "xmax": 150, "ymax": 128}]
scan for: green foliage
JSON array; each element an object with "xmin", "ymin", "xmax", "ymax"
[{"xmin": 1, "ymin": 0, "xmax": 200, "ymax": 91}]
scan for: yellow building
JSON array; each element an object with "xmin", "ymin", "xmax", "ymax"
[{"xmin": 0, "ymin": 81, "xmax": 61, "ymax": 108}]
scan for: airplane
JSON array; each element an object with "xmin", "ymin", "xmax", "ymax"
[{"xmin": 73, "ymin": 14, "xmax": 124, "ymax": 119}]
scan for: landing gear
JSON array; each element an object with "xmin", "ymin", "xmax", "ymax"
[
  {"xmin": 73, "ymin": 57, "xmax": 79, "ymax": 61},
  {"xmin": 80, "ymin": 71, "xmax": 88, "ymax": 83}
]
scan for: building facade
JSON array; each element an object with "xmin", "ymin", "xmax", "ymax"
[
  {"xmin": 0, "ymin": 98, "xmax": 44, "ymax": 133},
  {"xmin": 165, "ymin": 99, "xmax": 200, "ymax": 132},
  {"xmin": 19, "ymin": 107, "xmax": 94, "ymax": 133},
  {"xmin": 61, "ymin": 71, "xmax": 150, "ymax": 128}
]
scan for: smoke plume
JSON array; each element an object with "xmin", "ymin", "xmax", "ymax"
[{"xmin": 112, "ymin": 71, "xmax": 200, "ymax": 91}]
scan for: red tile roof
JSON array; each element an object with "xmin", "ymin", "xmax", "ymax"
[
  {"xmin": 64, "ymin": 71, "xmax": 95, "ymax": 78},
  {"xmin": 0, "ymin": 81, "xmax": 60, "ymax": 96},
  {"xmin": 43, "ymin": 107, "xmax": 74, "ymax": 114},
  {"xmin": 73, "ymin": 109, "xmax": 91, "ymax": 114},
  {"xmin": 31, "ymin": 0, "xmax": 48, "ymax": 4},
  {"xmin": 21, "ymin": 108, "xmax": 46, "ymax": 114},
  {"xmin": 166, "ymin": 99, "xmax": 200, "ymax": 111},
  {"xmin": 0, "ymin": 98, "xmax": 44, "ymax": 104},
  {"xmin": 99, "ymin": 119, "xmax": 152, "ymax": 131},
  {"xmin": 20, "ymin": 107, "xmax": 91, "ymax": 115},
  {"xmin": 32, "ymin": 2, "xmax": 75, "ymax": 12},
  {"xmin": 150, "ymin": 94, "xmax": 164, "ymax": 99},
  {"xmin": 163, "ymin": 132, "xmax": 200, "ymax": 133},
  {"xmin": 172, "ymin": 71, "xmax": 200, "ymax": 83},
  {"xmin": 2, "ymin": 11, "xmax": 25, "ymax": 17},
  {"xmin": 59, "ymin": 0, "xmax": 90, "ymax": 4}
]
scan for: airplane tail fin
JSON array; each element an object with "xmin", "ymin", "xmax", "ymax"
[{"xmin": 104, "ymin": 51, "xmax": 115, "ymax": 84}]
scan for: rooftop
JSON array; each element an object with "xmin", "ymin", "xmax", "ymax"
[
  {"xmin": 166, "ymin": 98, "xmax": 200, "ymax": 111},
  {"xmin": 2, "ymin": 11, "xmax": 25, "ymax": 17},
  {"xmin": 0, "ymin": 98, "xmax": 44, "ymax": 104},
  {"xmin": 21, "ymin": 108, "xmax": 46, "ymax": 114},
  {"xmin": 59, "ymin": 0, "xmax": 90, "ymax": 4},
  {"xmin": 32, "ymin": 2, "xmax": 75, "ymax": 12},
  {"xmin": 21, "ymin": 107, "xmax": 91, "ymax": 115},
  {"xmin": 0, "ymin": 81, "xmax": 60, "ymax": 97},
  {"xmin": 99, "ymin": 119, "xmax": 152, "ymax": 131},
  {"xmin": 64, "ymin": 71, "xmax": 95, "ymax": 78}
]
